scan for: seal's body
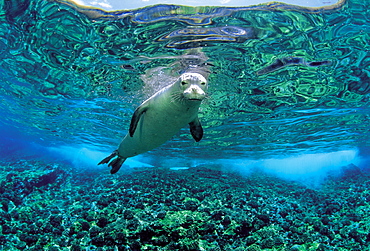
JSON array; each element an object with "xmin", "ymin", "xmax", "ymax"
[{"xmin": 99, "ymin": 72, "xmax": 208, "ymax": 174}]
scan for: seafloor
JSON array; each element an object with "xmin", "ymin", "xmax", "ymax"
[{"xmin": 0, "ymin": 160, "xmax": 369, "ymax": 250}]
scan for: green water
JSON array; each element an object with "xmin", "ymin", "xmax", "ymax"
[{"xmin": 0, "ymin": 0, "xmax": 369, "ymax": 161}]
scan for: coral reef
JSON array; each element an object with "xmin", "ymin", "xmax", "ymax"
[{"xmin": 1, "ymin": 160, "xmax": 369, "ymax": 250}]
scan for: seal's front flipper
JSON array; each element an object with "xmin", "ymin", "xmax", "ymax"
[
  {"xmin": 108, "ymin": 156, "xmax": 127, "ymax": 174},
  {"xmin": 189, "ymin": 117, "xmax": 203, "ymax": 142},
  {"xmin": 98, "ymin": 150, "xmax": 118, "ymax": 165},
  {"xmin": 129, "ymin": 103, "xmax": 149, "ymax": 137}
]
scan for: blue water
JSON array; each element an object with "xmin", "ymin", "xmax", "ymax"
[
  {"xmin": 0, "ymin": 0, "xmax": 370, "ymax": 249},
  {"xmin": 1, "ymin": 0, "xmax": 368, "ymax": 175}
]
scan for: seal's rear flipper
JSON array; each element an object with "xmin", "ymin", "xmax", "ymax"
[
  {"xmin": 98, "ymin": 150, "xmax": 118, "ymax": 165},
  {"xmin": 108, "ymin": 157, "xmax": 126, "ymax": 174}
]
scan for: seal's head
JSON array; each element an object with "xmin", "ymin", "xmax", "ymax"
[{"xmin": 178, "ymin": 73, "xmax": 208, "ymax": 101}]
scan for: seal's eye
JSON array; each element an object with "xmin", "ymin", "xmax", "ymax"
[
  {"xmin": 200, "ymin": 82, "xmax": 206, "ymax": 85},
  {"xmin": 181, "ymin": 81, "xmax": 187, "ymax": 85}
]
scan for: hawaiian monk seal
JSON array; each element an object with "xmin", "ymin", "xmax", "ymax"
[{"xmin": 98, "ymin": 72, "xmax": 208, "ymax": 174}]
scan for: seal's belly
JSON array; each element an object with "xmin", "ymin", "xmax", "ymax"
[{"xmin": 118, "ymin": 107, "xmax": 196, "ymax": 158}]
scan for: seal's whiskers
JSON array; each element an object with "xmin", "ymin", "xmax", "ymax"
[{"xmin": 171, "ymin": 92, "xmax": 185, "ymax": 104}]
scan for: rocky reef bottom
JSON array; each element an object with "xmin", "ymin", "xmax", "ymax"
[{"xmin": 0, "ymin": 159, "xmax": 369, "ymax": 250}]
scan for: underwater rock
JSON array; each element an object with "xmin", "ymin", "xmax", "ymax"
[
  {"xmin": 152, "ymin": 235, "xmax": 170, "ymax": 246},
  {"xmin": 102, "ymin": 232, "xmax": 116, "ymax": 246},
  {"xmin": 236, "ymin": 220, "xmax": 254, "ymax": 236},
  {"xmin": 341, "ymin": 163, "xmax": 363, "ymax": 178},
  {"xmin": 183, "ymin": 197, "xmax": 200, "ymax": 211},
  {"xmin": 70, "ymin": 244, "xmax": 82, "ymax": 251},
  {"xmin": 19, "ymin": 233, "xmax": 38, "ymax": 246},
  {"xmin": 96, "ymin": 215, "xmax": 109, "ymax": 228},
  {"xmin": 156, "ymin": 211, "xmax": 166, "ymax": 219},
  {"xmin": 0, "ymin": 235, "xmax": 6, "ymax": 245},
  {"xmin": 2, "ymin": 224, "xmax": 17, "ymax": 234},
  {"xmin": 260, "ymin": 237, "xmax": 275, "ymax": 248},
  {"xmin": 89, "ymin": 225, "xmax": 101, "ymax": 238},
  {"xmin": 127, "ymin": 218, "xmax": 140, "ymax": 231},
  {"xmin": 123, "ymin": 209, "xmax": 135, "ymax": 220},
  {"xmin": 79, "ymin": 220, "xmax": 90, "ymax": 231},
  {"xmin": 0, "ymin": 161, "xmax": 69, "ymax": 206},
  {"xmin": 256, "ymin": 214, "xmax": 270, "ymax": 224},
  {"xmin": 289, "ymin": 244, "xmax": 305, "ymax": 251},
  {"xmin": 246, "ymin": 244, "xmax": 262, "ymax": 251},
  {"xmin": 221, "ymin": 215, "xmax": 231, "ymax": 227},
  {"xmin": 138, "ymin": 225, "xmax": 156, "ymax": 242},
  {"xmin": 199, "ymin": 222, "xmax": 217, "ymax": 235},
  {"xmin": 49, "ymin": 214, "xmax": 63, "ymax": 227},
  {"xmin": 211, "ymin": 210, "xmax": 225, "ymax": 220},
  {"xmin": 248, "ymin": 200, "xmax": 259, "ymax": 209},
  {"xmin": 96, "ymin": 196, "xmax": 111, "ymax": 207},
  {"xmin": 91, "ymin": 235, "xmax": 105, "ymax": 247},
  {"xmin": 33, "ymin": 169, "xmax": 66, "ymax": 188}
]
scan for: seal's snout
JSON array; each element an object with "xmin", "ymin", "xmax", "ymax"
[{"xmin": 184, "ymin": 84, "xmax": 206, "ymax": 100}]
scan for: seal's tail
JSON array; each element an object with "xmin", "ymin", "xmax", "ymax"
[{"xmin": 98, "ymin": 150, "xmax": 126, "ymax": 174}]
